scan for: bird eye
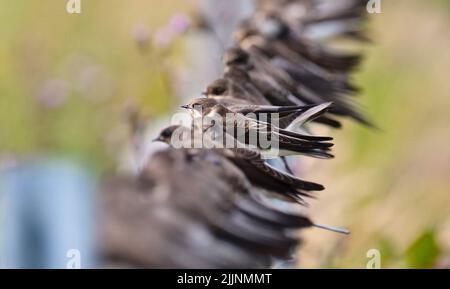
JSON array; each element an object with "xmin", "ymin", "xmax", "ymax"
[
  {"xmin": 212, "ymin": 87, "xmax": 226, "ymax": 95},
  {"xmin": 190, "ymin": 103, "xmax": 202, "ymax": 111}
]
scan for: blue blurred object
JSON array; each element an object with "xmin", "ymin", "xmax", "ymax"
[{"xmin": 0, "ymin": 159, "xmax": 97, "ymax": 269}]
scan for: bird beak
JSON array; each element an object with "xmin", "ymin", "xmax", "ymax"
[
  {"xmin": 152, "ymin": 136, "xmax": 162, "ymax": 143},
  {"xmin": 180, "ymin": 105, "xmax": 189, "ymax": 109}
]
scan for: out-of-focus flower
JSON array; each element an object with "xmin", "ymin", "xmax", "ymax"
[
  {"xmin": 76, "ymin": 65, "xmax": 113, "ymax": 103},
  {"xmin": 435, "ymin": 257, "xmax": 450, "ymax": 269},
  {"xmin": 36, "ymin": 78, "xmax": 69, "ymax": 109},
  {"xmin": 132, "ymin": 24, "xmax": 150, "ymax": 49},
  {"xmin": 153, "ymin": 13, "xmax": 191, "ymax": 49},
  {"xmin": 153, "ymin": 26, "xmax": 176, "ymax": 48},
  {"xmin": 168, "ymin": 13, "xmax": 191, "ymax": 35}
]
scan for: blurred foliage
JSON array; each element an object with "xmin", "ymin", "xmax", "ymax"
[
  {"xmin": 300, "ymin": 0, "xmax": 450, "ymax": 268},
  {"xmin": 405, "ymin": 229, "xmax": 441, "ymax": 269},
  {"xmin": 0, "ymin": 0, "xmax": 193, "ymax": 171}
]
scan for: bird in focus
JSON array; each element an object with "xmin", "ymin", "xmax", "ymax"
[{"xmin": 99, "ymin": 0, "xmax": 370, "ymax": 269}]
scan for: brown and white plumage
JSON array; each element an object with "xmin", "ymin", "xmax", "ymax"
[
  {"xmin": 101, "ymin": 0, "xmax": 370, "ymax": 268},
  {"xmin": 100, "ymin": 149, "xmax": 317, "ymax": 268}
]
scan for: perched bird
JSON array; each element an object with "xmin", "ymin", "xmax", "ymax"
[
  {"xmin": 235, "ymin": 12, "xmax": 362, "ymax": 74},
  {"xmin": 233, "ymin": 41, "xmax": 370, "ymax": 125},
  {"xmin": 230, "ymin": 0, "xmax": 372, "ymax": 126},
  {"xmin": 99, "ymin": 0, "xmax": 370, "ymax": 269},
  {"xmin": 223, "ymin": 46, "xmax": 344, "ymax": 127},
  {"xmin": 183, "ymin": 96, "xmax": 334, "ymax": 136},
  {"xmin": 155, "ymin": 125, "xmax": 325, "ymax": 205},
  {"xmin": 100, "ymin": 148, "xmax": 323, "ymax": 268},
  {"xmin": 223, "ymin": 47, "xmax": 305, "ymax": 107},
  {"xmin": 202, "ymin": 72, "xmax": 271, "ymax": 105},
  {"xmin": 182, "ymin": 100, "xmax": 334, "ymax": 159}
]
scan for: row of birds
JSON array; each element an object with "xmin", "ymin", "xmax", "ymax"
[{"xmin": 100, "ymin": 0, "xmax": 371, "ymax": 268}]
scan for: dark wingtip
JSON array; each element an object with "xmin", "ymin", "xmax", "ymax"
[{"xmin": 304, "ymin": 182, "xmax": 325, "ymax": 191}]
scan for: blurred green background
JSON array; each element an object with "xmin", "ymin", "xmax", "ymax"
[
  {"xmin": 0, "ymin": 0, "xmax": 193, "ymax": 170},
  {"xmin": 0, "ymin": 0, "xmax": 449, "ymax": 268},
  {"xmin": 301, "ymin": 0, "xmax": 450, "ymax": 268}
]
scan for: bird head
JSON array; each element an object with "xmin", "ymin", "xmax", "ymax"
[
  {"xmin": 223, "ymin": 48, "xmax": 249, "ymax": 66},
  {"xmin": 153, "ymin": 125, "xmax": 182, "ymax": 144},
  {"xmin": 205, "ymin": 79, "xmax": 228, "ymax": 96},
  {"xmin": 181, "ymin": 98, "xmax": 218, "ymax": 112}
]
